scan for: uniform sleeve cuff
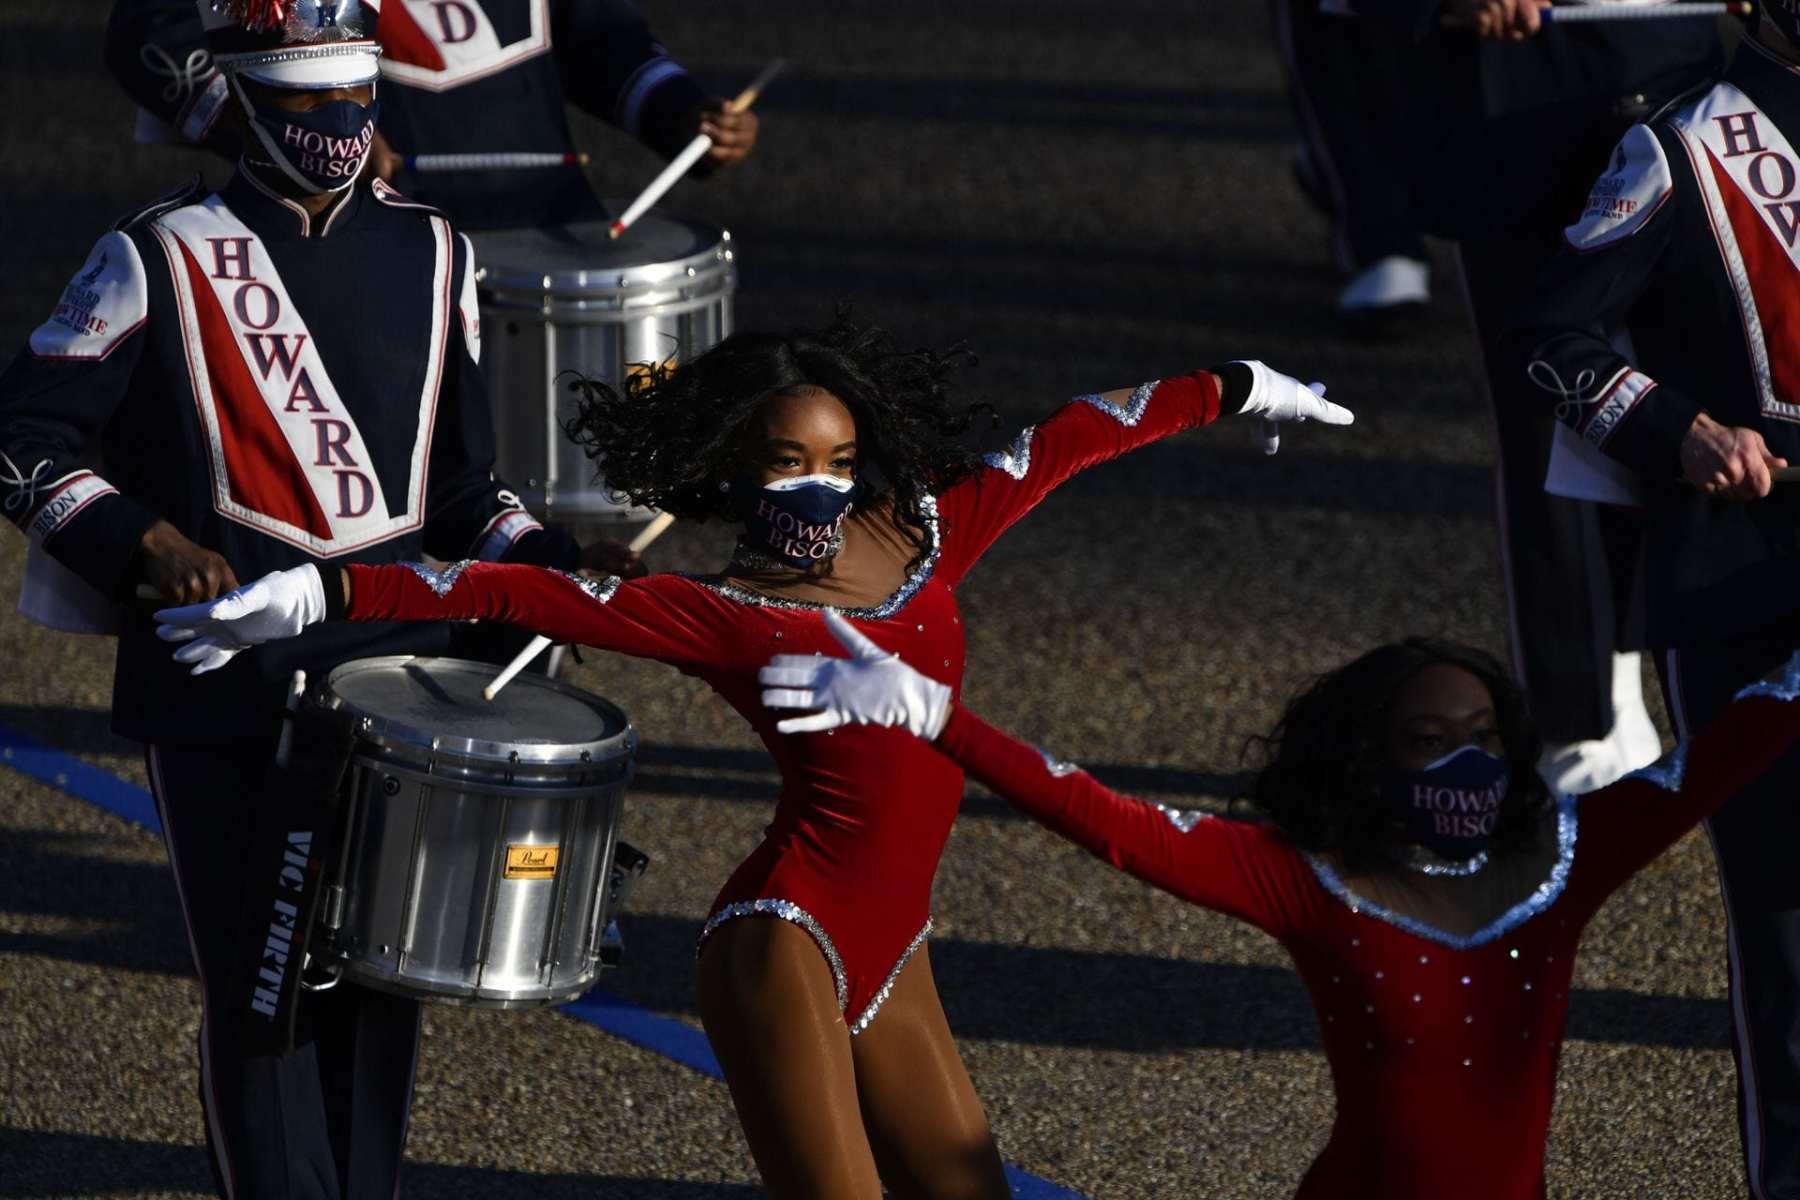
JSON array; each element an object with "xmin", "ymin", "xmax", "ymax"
[
  {"xmin": 49, "ymin": 491, "xmax": 163, "ymax": 600},
  {"xmin": 633, "ymin": 69, "xmax": 712, "ymax": 162},
  {"xmin": 1602, "ymin": 381, "xmax": 1704, "ymax": 482}
]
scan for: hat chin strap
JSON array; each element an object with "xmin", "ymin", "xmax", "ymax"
[{"xmin": 228, "ymin": 73, "xmax": 367, "ymax": 197}]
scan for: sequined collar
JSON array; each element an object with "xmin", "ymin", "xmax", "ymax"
[
  {"xmin": 1301, "ymin": 795, "xmax": 1579, "ymax": 951},
  {"xmin": 684, "ymin": 494, "xmax": 941, "ymax": 620}
]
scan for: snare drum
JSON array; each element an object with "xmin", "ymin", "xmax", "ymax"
[
  {"xmin": 470, "ymin": 215, "xmax": 736, "ymax": 523},
  {"xmin": 313, "ymin": 656, "xmax": 637, "ymax": 1007}
]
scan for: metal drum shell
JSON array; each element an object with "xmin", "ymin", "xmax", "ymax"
[
  {"xmin": 315, "ymin": 657, "xmax": 636, "ymax": 1008},
  {"xmin": 471, "ymin": 215, "xmax": 736, "ymax": 524}
]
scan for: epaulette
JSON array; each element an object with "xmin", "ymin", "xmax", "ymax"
[
  {"xmin": 369, "ymin": 177, "xmax": 449, "ymax": 220},
  {"xmin": 1645, "ymin": 74, "xmax": 1723, "ymax": 127},
  {"xmin": 112, "ymin": 175, "xmax": 208, "ymax": 232}
]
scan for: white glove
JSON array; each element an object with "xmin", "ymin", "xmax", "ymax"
[
  {"xmin": 1228, "ymin": 359, "xmax": 1353, "ymax": 455},
  {"xmin": 154, "ymin": 563, "xmax": 329, "ymax": 676},
  {"xmin": 759, "ymin": 609, "xmax": 953, "ymax": 739}
]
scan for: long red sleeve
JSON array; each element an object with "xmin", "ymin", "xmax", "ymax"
[
  {"xmin": 934, "ymin": 703, "xmax": 1302, "ymax": 936},
  {"xmin": 343, "ymin": 561, "xmax": 736, "ymax": 669},
  {"xmin": 933, "ymin": 371, "xmax": 1223, "ymax": 586},
  {"xmin": 1566, "ymin": 680, "xmax": 1800, "ymax": 908}
]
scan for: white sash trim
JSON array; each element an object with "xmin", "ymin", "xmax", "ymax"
[
  {"xmin": 1671, "ymin": 83, "xmax": 1800, "ymax": 422},
  {"xmin": 150, "ymin": 195, "xmax": 450, "ymax": 554}
]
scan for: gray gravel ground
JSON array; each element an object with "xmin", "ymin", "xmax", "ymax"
[{"xmin": 0, "ymin": 1, "xmax": 1749, "ymax": 1196}]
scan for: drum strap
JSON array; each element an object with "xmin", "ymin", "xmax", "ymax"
[{"xmin": 230, "ymin": 704, "xmax": 357, "ymax": 1058}]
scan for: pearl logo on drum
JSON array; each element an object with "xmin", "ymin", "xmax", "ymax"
[{"xmin": 504, "ymin": 843, "xmax": 560, "ymax": 880}]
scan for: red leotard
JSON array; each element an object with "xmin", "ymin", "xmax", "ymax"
[
  {"xmin": 340, "ymin": 374, "xmax": 1222, "ymax": 1031},
  {"xmin": 930, "ymin": 684, "xmax": 1800, "ymax": 1199}
]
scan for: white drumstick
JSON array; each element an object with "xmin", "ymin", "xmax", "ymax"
[
  {"xmin": 607, "ymin": 136, "xmax": 712, "ymax": 241},
  {"xmin": 483, "ymin": 512, "xmax": 680, "ymax": 701},
  {"xmin": 1541, "ymin": 1, "xmax": 1749, "ymax": 21},
  {"xmin": 275, "ymin": 670, "xmax": 307, "ymax": 768},
  {"xmin": 608, "ymin": 59, "xmax": 786, "ymax": 241}
]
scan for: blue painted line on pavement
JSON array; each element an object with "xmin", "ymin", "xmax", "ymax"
[{"xmin": 0, "ymin": 721, "xmax": 1088, "ymax": 1199}]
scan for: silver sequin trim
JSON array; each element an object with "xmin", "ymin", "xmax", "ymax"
[
  {"xmin": 849, "ymin": 918, "xmax": 932, "ymax": 1036},
  {"xmin": 697, "ymin": 899, "xmax": 848, "ymax": 1013},
  {"xmin": 1302, "ymin": 795, "xmax": 1579, "ymax": 950},
  {"xmin": 1737, "ymin": 653, "xmax": 1800, "ymax": 703},
  {"xmin": 1034, "ymin": 748, "xmax": 1209, "ymax": 831},
  {"xmin": 685, "ymin": 494, "xmax": 942, "ymax": 620},
  {"xmin": 1623, "ymin": 742, "xmax": 1689, "ymax": 792},
  {"xmin": 1076, "ymin": 381, "xmax": 1157, "ymax": 428},
  {"xmin": 983, "ymin": 426, "xmax": 1036, "ymax": 481},
  {"xmin": 1155, "ymin": 804, "xmax": 1211, "ymax": 834},
  {"xmin": 403, "ymin": 559, "xmax": 473, "ymax": 598},
  {"xmin": 549, "ymin": 570, "xmax": 622, "ymax": 605},
  {"xmin": 1628, "ymin": 654, "xmax": 1800, "ymax": 791}
]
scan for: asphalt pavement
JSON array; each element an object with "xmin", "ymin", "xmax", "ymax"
[{"xmin": 0, "ymin": 1, "xmax": 1748, "ymax": 1196}]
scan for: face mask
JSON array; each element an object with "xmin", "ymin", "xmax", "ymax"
[
  {"xmin": 1382, "ymin": 745, "xmax": 1509, "ymax": 863},
  {"xmin": 237, "ymin": 78, "xmax": 378, "ymax": 195},
  {"xmin": 739, "ymin": 473, "xmax": 856, "ymax": 568}
]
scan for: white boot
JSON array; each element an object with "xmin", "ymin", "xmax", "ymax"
[
  {"xmin": 1536, "ymin": 653, "xmax": 1665, "ymax": 795},
  {"xmin": 1338, "ymin": 255, "xmax": 1430, "ymax": 314}
]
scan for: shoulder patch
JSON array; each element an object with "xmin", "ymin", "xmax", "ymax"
[
  {"xmin": 370, "ymin": 177, "xmax": 448, "ymax": 218},
  {"xmin": 1565, "ymin": 125, "xmax": 1674, "ymax": 252},
  {"xmin": 112, "ymin": 175, "xmax": 207, "ymax": 232},
  {"xmin": 456, "ymin": 232, "xmax": 482, "ymax": 365},
  {"xmin": 28, "ymin": 232, "xmax": 149, "ymax": 361}
]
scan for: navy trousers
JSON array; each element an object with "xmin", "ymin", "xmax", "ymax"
[
  {"xmin": 1660, "ymin": 622, "xmax": 1800, "ymax": 1200},
  {"xmin": 148, "ymin": 736, "xmax": 421, "ymax": 1200}
]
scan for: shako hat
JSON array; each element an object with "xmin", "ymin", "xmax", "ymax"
[{"xmin": 198, "ymin": 0, "xmax": 381, "ymax": 89}]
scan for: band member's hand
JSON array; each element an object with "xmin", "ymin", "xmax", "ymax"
[
  {"xmin": 364, "ymin": 128, "xmax": 402, "ymax": 184},
  {"xmin": 1222, "ymin": 360, "xmax": 1354, "ymax": 454},
  {"xmin": 137, "ymin": 520, "xmax": 240, "ymax": 606},
  {"xmin": 153, "ymin": 563, "xmax": 330, "ymax": 675},
  {"xmin": 1680, "ymin": 412, "xmax": 1786, "ymax": 501},
  {"xmin": 691, "ymin": 99, "xmax": 759, "ymax": 169},
  {"xmin": 1440, "ymin": 0, "xmax": 1543, "ymax": 38},
  {"xmin": 759, "ymin": 611, "xmax": 952, "ymax": 738},
  {"xmin": 579, "ymin": 537, "xmax": 647, "ymax": 579}
]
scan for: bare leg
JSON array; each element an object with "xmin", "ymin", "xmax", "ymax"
[
  {"xmin": 851, "ymin": 947, "xmax": 1010, "ymax": 1200},
  {"xmin": 697, "ymin": 917, "xmax": 883, "ymax": 1200}
]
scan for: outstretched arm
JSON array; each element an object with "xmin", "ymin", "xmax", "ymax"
[
  {"xmin": 934, "ymin": 362, "xmax": 1350, "ymax": 585},
  {"xmin": 1566, "ymin": 655, "xmax": 1800, "ymax": 907},
  {"xmin": 759, "ymin": 611, "xmax": 1304, "ymax": 933},
  {"xmin": 153, "ymin": 560, "xmax": 730, "ymax": 675}
]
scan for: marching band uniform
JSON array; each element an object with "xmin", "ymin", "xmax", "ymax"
[
  {"xmin": 106, "ymin": 0, "xmax": 716, "ymax": 228},
  {"xmin": 0, "ymin": 4, "xmax": 576, "ymax": 1194},
  {"xmin": 1504, "ymin": 33, "xmax": 1800, "ymax": 1196},
  {"xmin": 1360, "ymin": 0, "xmax": 1722, "ymax": 788},
  {"xmin": 751, "ymin": 611, "xmax": 1800, "ymax": 1200}
]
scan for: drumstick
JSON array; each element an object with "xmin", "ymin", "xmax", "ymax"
[
  {"xmin": 1772, "ymin": 467, "xmax": 1800, "ymax": 484},
  {"xmin": 483, "ymin": 512, "xmax": 680, "ymax": 702},
  {"xmin": 404, "ymin": 152, "xmax": 589, "ymax": 173},
  {"xmin": 608, "ymin": 59, "xmax": 786, "ymax": 241},
  {"xmin": 1539, "ymin": 1, "xmax": 1751, "ymax": 22},
  {"xmin": 274, "ymin": 670, "xmax": 307, "ymax": 769}
]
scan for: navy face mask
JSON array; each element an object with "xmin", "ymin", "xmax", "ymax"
[
  {"xmin": 1382, "ymin": 745, "xmax": 1510, "ymax": 862},
  {"xmin": 739, "ymin": 473, "xmax": 856, "ymax": 568},
  {"xmin": 240, "ymin": 86, "xmax": 379, "ymax": 195}
]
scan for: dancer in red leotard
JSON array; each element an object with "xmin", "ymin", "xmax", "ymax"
[
  {"xmin": 152, "ymin": 318, "xmax": 1352, "ymax": 1199},
  {"xmin": 760, "ymin": 612, "xmax": 1800, "ymax": 1200}
]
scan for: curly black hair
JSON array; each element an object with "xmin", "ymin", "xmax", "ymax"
[
  {"xmin": 1242, "ymin": 638, "xmax": 1551, "ymax": 871},
  {"xmin": 563, "ymin": 314, "xmax": 994, "ymax": 558}
]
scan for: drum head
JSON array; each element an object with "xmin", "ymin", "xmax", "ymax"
[
  {"xmin": 323, "ymin": 656, "xmax": 632, "ymax": 768},
  {"xmin": 471, "ymin": 216, "xmax": 729, "ymax": 295}
]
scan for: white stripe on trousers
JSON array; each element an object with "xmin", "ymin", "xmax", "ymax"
[
  {"xmin": 147, "ymin": 746, "xmax": 237, "ymax": 1200},
  {"xmin": 1665, "ymin": 649, "xmax": 1771, "ymax": 1199}
]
